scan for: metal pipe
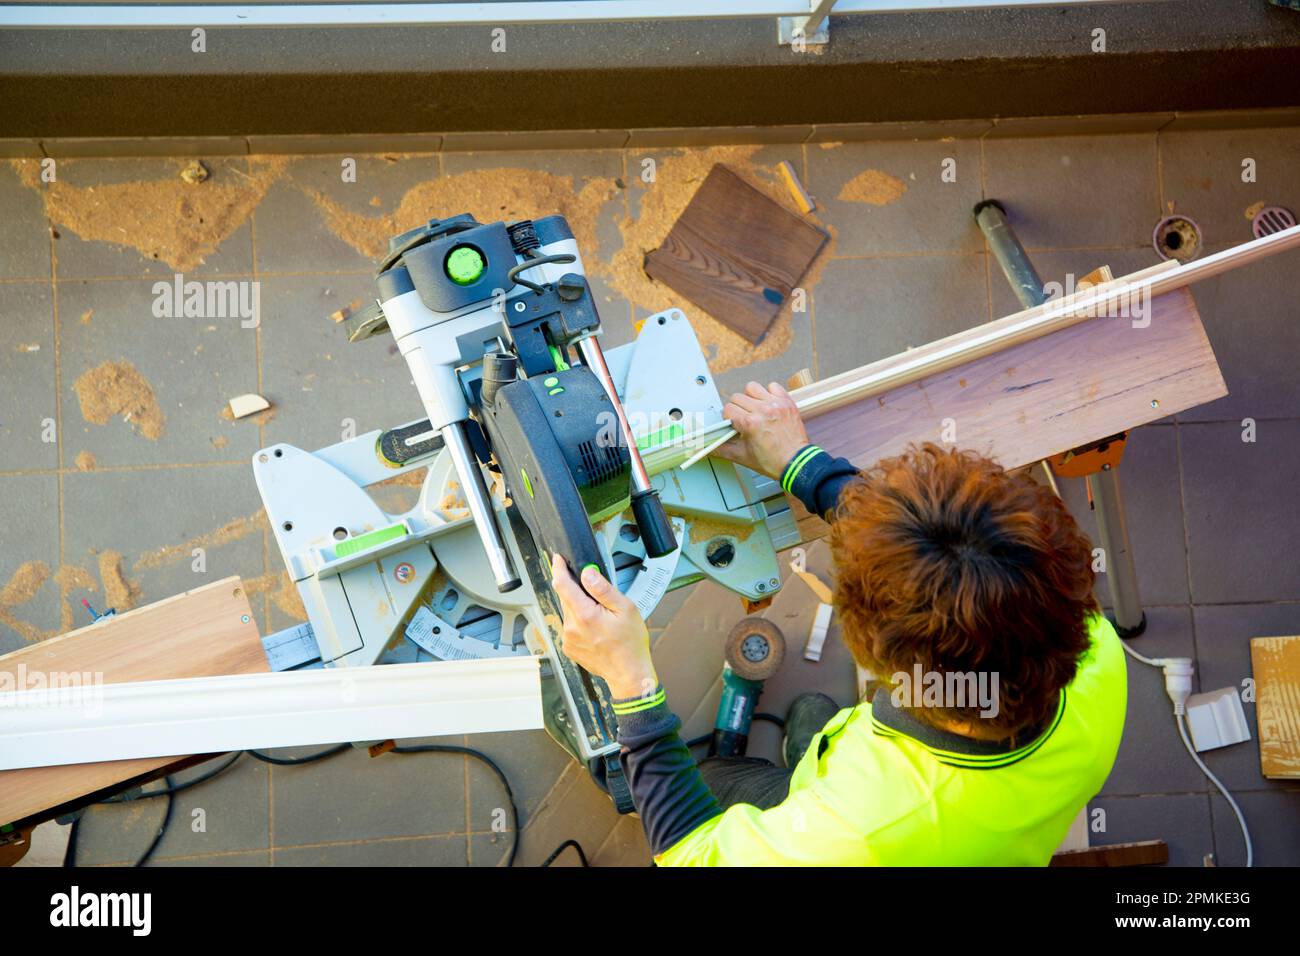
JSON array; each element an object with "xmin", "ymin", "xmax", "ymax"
[
  {"xmin": 440, "ymin": 421, "xmax": 521, "ymax": 593},
  {"xmin": 974, "ymin": 199, "xmax": 1044, "ymax": 310},
  {"xmin": 1089, "ymin": 465, "xmax": 1145, "ymax": 637}
]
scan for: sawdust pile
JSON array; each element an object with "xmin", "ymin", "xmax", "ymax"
[
  {"xmin": 98, "ymin": 550, "xmax": 142, "ymax": 612},
  {"xmin": 133, "ymin": 511, "xmax": 267, "ymax": 572},
  {"xmin": 73, "ymin": 360, "xmax": 165, "ymax": 441},
  {"xmin": 0, "ymin": 560, "xmax": 104, "ymax": 642},
  {"xmin": 74, "ymin": 450, "xmax": 96, "ymax": 471},
  {"xmin": 0, "ymin": 560, "xmax": 51, "ymax": 608},
  {"xmin": 303, "ymin": 167, "xmax": 618, "ymax": 266},
  {"xmin": 608, "ymin": 146, "xmax": 833, "ymax": 373},
  {"xmin": 11, "ymin": 157, "xmax": 288, "ymax": 273},
  {"xmin": 838, "ymin": 168, "xmax": 907, "ymax": 206}
]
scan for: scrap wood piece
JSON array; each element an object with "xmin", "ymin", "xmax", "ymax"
[
  {"xmin": 0, "ymin": 577, "xmax": 266, "ymax": 827},
  {"xmin": 644, "ymin": 164, "xmax": 828, "ymax": 345},
  {"xmin": 1250, "ymin": 635, "xmax": 1300, "ymax": 779},
  {"xmin": 228, "ymin": 392, "xmax": 271, "ymax": 419},
  {"xmin": 778, "ymin": 160, "xmax": 815, "ymax": 214},
  {"xmin": 1050, "ymin": 840, "xmax": 1169, "ymax": 867}
]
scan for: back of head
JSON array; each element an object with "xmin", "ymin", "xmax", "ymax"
[{"xmin": 831, "ymin": 443, "xmax": 1098, "ymax": 740}]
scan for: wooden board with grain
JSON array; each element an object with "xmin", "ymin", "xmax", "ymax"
[
  {"xmin": 644, "ymin": 164, "xmax": 828, "ymax": 345},
  {"xmin": 0, "ymin": 577, "xmax": 266, "ymax": 826},
  {"xmin": 791, "ymin": 286, "xmax": 1226, "ymax": 541},
  {"xmin": 1250, "ymin": 635, "xmax": 1300, "ymax": 779}
]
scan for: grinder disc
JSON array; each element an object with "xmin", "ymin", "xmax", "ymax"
[{"xmin": 724, "ymin": 617, "xmax": 787, "ymax": 682}]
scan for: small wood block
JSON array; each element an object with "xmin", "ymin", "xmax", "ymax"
[
  {"xmin": 1050, "ymin": 840, "xmax": 1169, "ymax": 867},
  {"xmin": 1250, "ymin": 634, "xmax": 1300, "ymax": 779},
  {"xmin": 644, "ymin": 164, "xmax": 828, "ymax": 345}
]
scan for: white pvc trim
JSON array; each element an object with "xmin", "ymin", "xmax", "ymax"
[
  {"xmin": 0, "ymin": 1, "xmax": 1164, "ymax": 31},
  {"xmin": 0, "ymin": 658, "xmax": 543, "ymax": 771}
]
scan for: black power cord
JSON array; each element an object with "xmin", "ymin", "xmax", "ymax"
[
  {"xmin": 63, "ymin": 744, "xmax": 520, "ymax": 867},
  {"xmin": 62, "ymin": 712, "xmax": 788, "ymax": 867},
  {"xmin": 541, "ymin": 839, "xmax": 590, "ymax": 867}
]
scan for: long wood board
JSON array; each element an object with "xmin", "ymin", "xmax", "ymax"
[
  {"xmin": 791, "ymin": 286, "xmax": 1225, "ymax": 539},
  {"xmin": 0, "ymin": 577, "xmax": 266, "ymax": 826}
]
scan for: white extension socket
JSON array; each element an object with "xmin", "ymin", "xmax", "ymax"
[{"xmin": 1184, "ymin": 687, "xmax": 1252, "ymax": 752}]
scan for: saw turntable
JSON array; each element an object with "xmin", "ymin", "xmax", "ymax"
[{"xmin": 252, "ymin": 214, "xmax": 799, "ymax": 811}]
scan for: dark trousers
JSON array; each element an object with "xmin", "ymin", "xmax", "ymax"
[{"xmin": 697, "ymin": 756, "xmax": 793, "ymax": 810}]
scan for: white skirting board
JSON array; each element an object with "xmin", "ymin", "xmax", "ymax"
[{"xmin": 0, "ymin": 658, "xmax": 543, "ymax": 771}]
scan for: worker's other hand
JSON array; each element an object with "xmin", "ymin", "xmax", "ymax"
[
  {"xmin": 716, "ymin": 381, "xmax": 810, "ymax": 480},
  {"xmin": 550, "ymin": 555, "xmax": 658, "ymax": 700}
]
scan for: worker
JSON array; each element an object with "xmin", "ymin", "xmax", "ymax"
[{"xmin": 550, "ymin": 381, "xmax": 1127, "ymax": 865}]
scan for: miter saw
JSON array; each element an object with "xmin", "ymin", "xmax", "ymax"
[{"xmin": 251, "ymin": 213, "xmax": 800, "ymax": 811}]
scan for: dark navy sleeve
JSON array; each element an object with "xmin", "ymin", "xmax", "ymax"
[
  {"xmin": 779, "ymin": 444, "xmax": 860, "ymax": 519},
  {"xmin": 612, "ymin": 686, "xmax": 721, "ymax": 856}
]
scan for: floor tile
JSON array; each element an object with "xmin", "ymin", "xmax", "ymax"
[
  {"xmin": 74, "ymin": 754, "xmax": 268, "ymax": 865},
  {"xmin": 1100, "ymin": 605, "xmax": 1208, "ymax": 796},
  {"xmin": 0, "ymin": 474, "xmax": 60, "ymax": 654},
  {"xmin": 1209, "ymin": 789, "xmax": 1300, "ymax": 867},
  {"xmin": 805, "ymin": 138, "xmax": 985, "ymax": 257},
  {"xmin": 154, "ymin": 851, "xmax": 270, "ymax": 867},
  {"xmin": 1159, "ymin": 127, "xmax": 1300, "ymax": 247},
  {"xmin": 274, "ymin": 835, "xmax": 468, "ymax": 866},
  {"xmin": 1177, "ymin": 249, "xmax": 1300, "ymax": 422},
  {"xmin": 61, "ymin": 466, "xmax": 267, "ymax": 629},
  {"xmin": 812, "ymin": 253, "xmax": 989, "ymax": 380},
  {"xmin": 1179, "ymin": 420, "xmax": 1300, "ymax": 604},
  {"xmin": 0, "ymin": 160, "xmax": 52, "ymax": 279},
  {"xmin": 268, "ymin": 742, "xmax": 469, "ymax": 846},
  {"xmin": 462, "ymin": 729, "xmax": 572, "ymax": 833},
  {"xmin": 0, "ymin": 281, "xmax": 58, "ymax": 470},
  {"xmin": 258, "ymin": 272, "xmax": 425, "ymax": 452},
  {"xmin": 1192, "ymin": 602, "xmax": 1300, "ymax": 794},
  {"xmin": 1087, "ymin": 793, "xmax": 1215, "ymax": 867},
  {"xmin": 982, "ymin": 134, "xmax": 1160, "ymax": 250},
  {"xmin": 512, "ymin": 763, "xmax": 625, "ymax": 867},
  {"xmin": 56, "ymin": 278, "xmax": 261, "ymax": 468}
]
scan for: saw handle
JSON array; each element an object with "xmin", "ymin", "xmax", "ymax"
[{"xmin": 631, "ymin": 488, "xmax": 677, "ymax": 559}]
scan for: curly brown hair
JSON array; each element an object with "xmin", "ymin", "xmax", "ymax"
[{"xmin": 830, "ymin": 443, "xmax": 1098, "ymax": 739}]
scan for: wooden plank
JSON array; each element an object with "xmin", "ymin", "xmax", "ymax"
[
  {"xmin": 790, "ymin": 286, "xmax": 1225, "ymax": 543},
  {"xmin": 0, "ymin": 577, "xmax": 266, "ymax": 826},
  {"xmin": 1250, "ymin": 635, "xmax": 1300, "ymax": 779},
  {"xmin": 1051, "ymin": 840, "xmax": 1169, "ymax": 867},
  {"xmin": 644, "ymin": 164, "xmax": 828, "ymax": 345}
]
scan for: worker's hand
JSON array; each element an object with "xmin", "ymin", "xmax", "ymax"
[
  {"xmin": 716, "ymin": 381, "xmax": 810, "ymax": 480},
  {"xmin": 550, "ymin": 555, "xmax": 658, "ymax": 700}
]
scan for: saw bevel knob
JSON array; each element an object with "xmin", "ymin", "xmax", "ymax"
[{"xmin": 724, "ymin": 618, "xmax": 787, "ymax": 682}]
